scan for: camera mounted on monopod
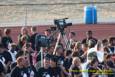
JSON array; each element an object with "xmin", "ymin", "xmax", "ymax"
[
  {"xmin": 54, "ymin": 18, "xmax": 72, "ymax": 35},
  {"xmin": 35, "ymin": 18, "xmax": 72, "ymax": 50}
]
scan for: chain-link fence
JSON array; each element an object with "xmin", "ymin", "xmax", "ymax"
[{"xmin": 0, "ymin": 0, "xmax": 115, "ymax": 26}]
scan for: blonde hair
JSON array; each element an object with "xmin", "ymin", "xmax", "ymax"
[
  {"xmin": 73, "ymin": 41, "xmax": 81, "ymax": 51},
  {"xmin": 72, "ymin": 57, "xmax": 81, "ymax": 64}
]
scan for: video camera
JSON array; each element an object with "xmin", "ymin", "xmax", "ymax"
[
  {"xmin": 35, "ymin": 18, "xmax": 72, "ymax": 50},
  {"xmin": 54, "ymin": 18, "xmax": 72, "ymax": 33}
]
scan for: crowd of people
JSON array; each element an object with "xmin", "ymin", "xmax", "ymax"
[{"xmin": 0, "ymin": 26, "xmax": 115, "ymax": 77}]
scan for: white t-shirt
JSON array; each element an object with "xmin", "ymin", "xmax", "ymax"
[
  {"xmin": 87, "ymin": 47, "xmax": 96, "ymax": 63},
  {"xmin": 87, "ymin": 47, "xmax": 104, "ymax": 63},
  {"xmin": 96, "ymin": 51, "xmax": 104, "ymax": 63},
  {"xmin": 81, "ymin": 62, "xmax": 89, "ymax": 77},
  {"xmin": 8, "ymin": 50, "xmax": 17, "ymax": 63}
]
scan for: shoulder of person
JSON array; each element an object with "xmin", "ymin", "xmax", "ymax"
[
  {"xmin": 37, "ymin": 67, "xmax": 45, "ymax": 71},
  {"xmin": 11, "ymin": 66, "xmax": 20, "ymax": 73}
]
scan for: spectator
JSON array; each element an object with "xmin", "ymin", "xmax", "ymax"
[
  {"xmin": 55, "ymin": 45, "xmax": 65, "ymax": 66},
  {"xmin": 82, "ymin": 30, "xmax": 97, "ymax": 44},
  {"xmin": 87, "ymin": 39, "xmax": 97, "ymax": 63},
  {"xmin": 0, "ymin": 43, "xmax": 13, "ymax": 74},
  {"xmin": 30, "ymin": 26, "xmax": 38, "ymax": 50},
  {"xmin": 95, "ymin": 40, "xmax": 105, "ymax": 63},
  {"xmin": 2, "ymin": 28, "xmax": 13, "ymax": 49},
  {"xmin": 8, "ymin": 43, "xmax": 17, "ymax": 63},
  {"xmin": 47, "ymin": 46, "xmax": 55, "ymax": 55},
  {"xmin": 17, "ymin": 43, "xmax": 34, "ymax": 66},
  {"xmin": 102, "ymin": 39, "xmax": 110, "ymax": 55},
  {"xmin": 67, "ymin": 32, "xmax": 76, "ymax": 50},
  {"xmin": 63, "ymin": 50, "xmax": 72, "ymax": 76},
  {"xmin": 10, "ymin": 56, "xmax": 26, "ymax": 77},
  {"xmin": 44, "ymin": 29, "xmax": 51, "ymax": 37},
  {"xmin": 88, "ymin": 58, "xmax": 99, "ymax": 77},
  {"xmin": 50, "ymin": 55, "xmax": 63, "ymax": 77},
  {"xmin": 18, "ymin": 27, "xmax": 30, "ymax": 49},
  {"xmin": 105, "ymin": 55, "xmax": 115, "ymax": 77},
  {"xmin": 102, "ymin": 39, "xmax": 109, "ymax": 47},
  {"xmin": 81, "ymin": 43, "xmax": 89, "ymax": 61},
  {"xmin": 0, "ymin": 29, "xmax": 3, "ymax": 44},
  {"xmin": 69, "ymin": 57, "xmax": 82, "ymax": 77},
  {"xmin": 108, "ymin": 37, "xmax": 115, "ymax": 54},
  {"xmin": 72, "ymin": 41, "xmax": 84, "ymax": 58},
  {"xmin": 0, "ymin": 44, "xmax": 6, "ymax": 77},
  {"xmin": 23, "ymin": 55, "xmax": 37, "ymax": 77},
  {"xmin": 37, "ymin": 54, "xmax": 51, "ymax": 77},
  {"xmin": 0, "ymin": 44, "xmax": 5, "ymax": 64},
  {"xmin": 18, "ymin": 35, "xmax": 29, "ymax": 49},
  {"xmin": 0, "ymin": 61, "xmax": 5, "ymax": 77},
  {"xmin": 22, "ymin": 43, "xmax": 34, "ymax": 65}
]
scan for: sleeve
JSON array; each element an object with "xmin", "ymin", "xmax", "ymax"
[
  {"xmin": 7, "ymin": 52, "xmax": 12, "ymax": 61},
  {"xmin": 37, "ymin": 68, "xmax": 42, "ymax": 77},
  {"xmin": 10, "ymin": 68, "xmax": 18, "ymax": 77},
  {"xmin": 1, "ymin": 37, "xmax": 6, "ymax": 48},
  {"xmin": 3, "ymin": 52, "xmax": 12, "ymax": 64},
  {"xmin": 9, "ymin": 37, "xmax": 13, "ymax": 43},
  {"xmin": 31, "ymin": 66, "xmax": 38, "ymax": 77},
  {"xmin": 0, "ymin": 62, "xmax": 4, "ymax": 74}
]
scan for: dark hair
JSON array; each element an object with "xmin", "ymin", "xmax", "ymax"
[
  {"xmin": 108, "ymin": 37, "xmax": 115, "ymax": 44},
  {"xmin": 65, "ymin": 50, "xmax": 72, "ymax": 56},
  {"xmin": 90, "ymin": 57, "xmax": 98, "ymax": 66},
  {"xmin": 102, "ymin": 39, "xmax": 108, "ymax": 44},
  {"xmin": 88, "ymin": 39, "xmax": 96, "ymax": 48},
  {"xmin": 50, "ymin": 55, "xmax": 58, "ymax": 63},
  {"xmin": 16, "ymin": 51, "xmax": 24, "ymax": 59},
  {"xmin": 106, "ymin": 61, "xmax": 114, "ymax": 68},
  {"xmin": 4, "ymin": 28, "xmax": 11, "ymax": 35},
  {"xmin": 31, "ymin": 26, "xmax": 37, "ymax": 32},
  {"xmin": 72, "ymin": 52, "xmax": 78, "ymax": 57},
  {"xmin": 106, "ymin": 54, "xmax": 111, "ymax": 59},
  {"xmin": 87, "ymin": 30, "xmax": 92, "ymax": 34}
]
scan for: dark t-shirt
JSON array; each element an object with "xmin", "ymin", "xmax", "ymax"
[
  {"xmin": 106, "ymin": 60, "xmax": 115, "ymax": 77},
  {"xmin": 24, "ymin": 66, "xmax": 37, "ymax": 77},
  {"xmin": 88, "ymin": 66, "xmax": 98, "ymax": 77},
  {"xmin": 56, "ymin": 55, "xmax": 65, "ymax": 65},
  {"xmin": 2, "ymin": 51, "xmax": 12, "ymax": 73},
  {"xmin": 0, "ymin": 53, "xmax": 5, "ymax": 62},
  {"xmin": 108, "ymin": 46, "xmax": 115, "ymax": 54},
  {"xmin": 0, "ymin": 62, "xmax": 5, "ymax": 74},
  {"xmin": 2, "ymin": 51, "xmax": 12, "ymax": 64},
  {"xmin": 37, "ymin": 67, "xmax": 51, "ymax": 77},
  {"xmin": 30, "ymin": 33, "xmax": 37, "ymax": 50},
  {"xmin": 2, "ymin": 36, "xmax": 13, "ymax": 49},
  {"xmin": 70, "ymin": 65, "xmax": 82, "ymax": 77},
  {"xmin": 11, "ymin": 66, "xmax": 26, "ymax": 77},
  {"xmin": 63, "ymin": 58, "xmax": 72, "ymax": 71},
  {"xmin": 50, "ymin": 67, "xmax": 62, "ymax": 77}
]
